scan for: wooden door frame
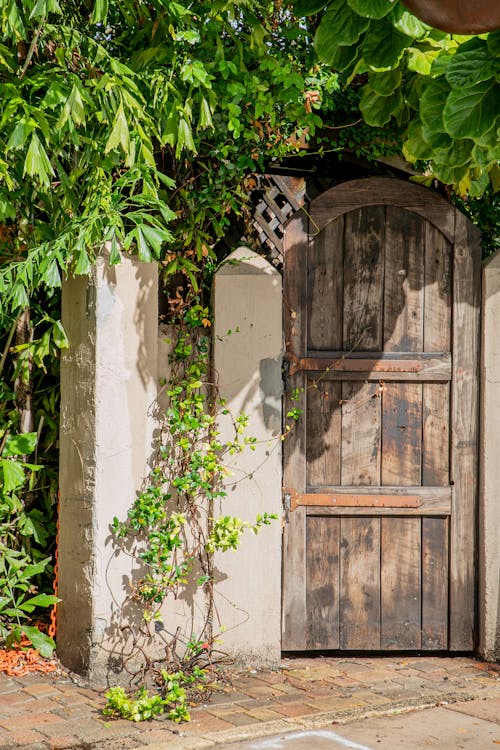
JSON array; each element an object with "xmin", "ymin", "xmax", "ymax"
[{"xmin": 282, "ymin": 177, "xmax": 481, "ymax": 652}]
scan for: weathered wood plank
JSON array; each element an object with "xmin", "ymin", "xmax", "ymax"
[
  {"xmin": 303, "ymin": 485, "xmax": 451, "ymax": 499},
  {"xmin": 341, "ymin": 381, "xmax": 381, "ymax": 486},
  {"xmin": 310, "ymin": 178, "xmax": 455, "ymax": 242},
  {"xmin": 289, "ymin": 355, "xmax": 451, "ymax": 381},
  {"xmin": 381, "ymin": 518, "xmax": 421, "ymax": 649},
  {"xmin": 422, "ymin": 382, "xmax": 450, "ymax": 485},
  {"xmin": 422, "ymin": 223, "xmax": 451, "ymax": 486},
  {"xmin": 343, "ymin": 206, "xmax": 385, "ymax": 351},
  {"xmin": 307, "ymin": 504, "xmax": 450, "ymax": 517},
  {"xmin": 282, "ymin": 213, "xmax": 308, "ymax": 650},
  {"xmin": 308, "ymin": 218, "xmax": 344, "ymax": 351},
  {"xmin": 381, "ymin": 382, "xmax": 422, "ymax": 486},
  {"xmin": 306, "ymin": 380, "xmax": 342, "ymax": 487},
  {"xmin": 306, "ymin": 516, "xmax": 340, "ymax": 649},
  {"xmin": 449, "ymin": 210, "xmax": 481, "ymax": 651},
  {"xmin": 340, "ymin": 517, "xmax": 381, "ymax": 649},
  {"xmin": 282, "ymin": 506, "xmax": 307, "ymax": 650},
  {"xmin": 422, "ymin": 517, "xmax": 449, "ymax": 649},
  {"xmin": 384, "ymin": 207, "xmax": 425, "ymax": 352}
]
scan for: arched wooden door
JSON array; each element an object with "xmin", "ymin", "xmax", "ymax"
[{"xmin": 282, "ymin": 178, "xmax": 481, "ymax": 652}]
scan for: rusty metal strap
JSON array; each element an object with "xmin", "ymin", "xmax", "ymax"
[{"xmin": 283, "ymin": 489, "xmax": 422, "ymax": 512}]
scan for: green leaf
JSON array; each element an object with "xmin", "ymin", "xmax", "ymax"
[
  {"xmin": 199, "ymin": 97, "xmax": 213, "ymax": 130},
  {"xmin": 420, "ymin": 77, "xmax": 451, "ymax": 134},
  {"xmin": 23, "ymin": 133, "xmax": 54, "ymax": 187},
  {"xmin": 294, "ymin": 0, "xmax": 331, "ymax": 15},
  {"xmin": 105, "ymin": 103, "xmax": 130, "ymax": 155},
  {"xmin": 0, "ymin": 458, "xmax": 26, "ymax": 492},
  {"xmin": 487, "ymin": 30, "xmax": 500, "ymax": 58},
  {"xmin": 359, "ymin": 86, "xmax": 402, "ymax": 127},
  {"xmin": 315, "ymin": 0, "xmax": 370, "ymax": 59},
  {"xmin": 443, "ymin": 80, "xmax": 499, "ymax": 139},
  {"xmin": 346, "ymin": 0, "xmax": 392, "ymax": 18},
  {"xmin": 20, "ymin": 593, "xmax": 60, "ymax": 611},
  {"xmin": 43, "ymin": 259, "xmax": 61, "ymax": 288},
  {"xmin": 370, "ymin": 68, "xmax": 402, "ymax": 95},
  {"xmin": 92, "ymin": 0, "xmax": 108, "ymax": 23},
  {"xmin": 175, "ymin": 118, "xmax": 196, "ymax": 158},
  {"xmin": 108, "ymin": 233, "xmax": 121, "ymax": 265},
  {"xmin": 74, "ymin": 248, "xmax": 91, "ymax": 275},
  {"xmin": 52, "ymin": 320, "xmax": 69, "ymax": 349},
  {"xmin": 21, "ymin": 626, "xmax": 56, "ymax": 657},
  {"xmin": 135, "ymin": 227, "xmax": 152, "ymax": 262},
  {"xmin": 3, "ymin": 433, "xmax": 37, "ymax": 457},
  {"xmin": 141, "ymin": 225, "xmax": 172, "ymax": 257},
  {"xmin": 391, "ymin": 9, "xmax": 427, "ymax": 38},
  {"xmin": 445, "ymin": 39, "xmax": 498, "ymax": 88},
  {"xmin": 362, "ymin": 20, "xmax": 412, "ymax": 70},
  {"xmin": 406, "ymin": 47, "xmax": 438, "ymax": 75}
]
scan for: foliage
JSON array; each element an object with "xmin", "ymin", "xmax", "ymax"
[
  {"xmin": 299, "ymin": 0, "xmax": 500, "ymax": 196},
  {"xmin": 104, "ymin": 666, "xmax": 207, "ymax": 722},
  {"xmin": 0, "ymin": 303, "xmax": 62, "ymax": 654},
  {"xmin": 113, "ymin": 302, "xmax": 276, "ymax": 678},
  {"xmin": 0, "ymin": 0, "xmax": 337, "ymax": 313}
]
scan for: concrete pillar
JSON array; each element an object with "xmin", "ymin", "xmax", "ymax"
[
  {"xmin": 212, "ymin": 247, "xmax": 283, "ymax": 665},
  {"xmin": 479, "ymin": 250, "xmax": 500, "ymax": 662},
  {"xmin": 58, "ymin": 254, "xmax": 158, "ymax": 681}
]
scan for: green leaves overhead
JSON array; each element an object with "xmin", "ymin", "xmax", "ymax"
[{"xmin": 312, "ymin": 0, "xmax": 500, "ymax": 195}]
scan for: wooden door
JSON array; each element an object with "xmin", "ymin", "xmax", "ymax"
[{"xmin": 282, "ymin": 178, "xmax": 481, "ymax": 652}]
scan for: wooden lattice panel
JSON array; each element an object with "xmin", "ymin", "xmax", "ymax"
[{"xmin": 252, "ymin": 175, "xmax": 305, "ymax": 267}]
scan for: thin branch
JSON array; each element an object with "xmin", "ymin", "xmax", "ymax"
[{"xmin": 18, "ymin": 18, "xmax": 46, "ymax": 79}]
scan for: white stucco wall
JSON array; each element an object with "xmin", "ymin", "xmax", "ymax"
[{"xmin": 212, "ymin": 247, "xmax": 283, "ymax": 664}]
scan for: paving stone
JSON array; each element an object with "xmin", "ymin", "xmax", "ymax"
[
  {"xmin": 47, "ymin": 736, "xmax": 80, "ymax": 749},
  {"xmin": 0, "ymin": 691, "xmax": 35, "ymax": 709},
  {"xmin": 271, "ymin": 702, "xmax": 318, "ymax": 718},
  {"xmin": 8, "ymin": 727, "xmax": 46, "ymax": 745},
  {"xmin": 0, "ymin": 710, "xmax": 65, "ymax": 731}
]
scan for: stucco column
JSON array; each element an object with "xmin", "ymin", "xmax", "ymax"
[
  {"xmin": 212, "ymin": 247, "xmax": 283, "ymax": 664},
  {"xmin": 479, "ymin": 250, "xmax": 500, "ymax": 662},
  {"xmin": 58, "ymin": 254, "xmax": 158, "ymax": 681}
]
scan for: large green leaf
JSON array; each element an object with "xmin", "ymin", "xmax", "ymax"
[
  {"xmin": 370, "ymin": 68, "xmax": 402, "ymax": 95},
  {"xmin": 487, "ymin": 30, "xmax": 500, "ymax": 58},
  {"xmin": 445, "ymin": 39, "xmax": 498, "ymax": 88},
  {"xmin": 346, "ymin": 0, "xmax": 392, "ymax": 19},
  {"xmin": 420, "ymin": 77, "xmax": 451, "ymax": 134},
  {"xmin": 3, "ymin": 433, "xmax": 37, "ymax": 457},
  {"xmin": 315, "ymin": 0, "xmax": 370, "ymax": 61},
  {"xmin": 362, "ymin": 20, "xmax": 412, "ymax": 70},
  {"xmin": 443, "ymin": 80, "xmax": 499, "ymax": 139},
  {"xmin": 359, "ymin": 86, "xmax": 402, "ymax": 127},
  {"xmin": 390, "ymin": 8, "xmax": 427, "ymax": 38}
]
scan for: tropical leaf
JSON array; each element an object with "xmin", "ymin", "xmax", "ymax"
[
  {"xmin": 445, "ymin": 39, "xmax": 498, "ymax": 88},
  {"xmin": 315, "ymin": 0, "xmax": 370, "ymax": 60},
  {"xmin": 359, "ymin": 86, "xmax": 402, "ymax": 126},
  {"xmin": 346, "ymin": 0, "xmax": 391, "ymax": 19},
  {"xmin": 443, "ymin": 80, "xmax": 499, "ymax": 139},
  {"xmin": 362, "ymin": 20, "xmax": 412, "ymax": 70},
  {"xmin": 420, "ymin": 77, "xmax": 451, "ymax": 134}
]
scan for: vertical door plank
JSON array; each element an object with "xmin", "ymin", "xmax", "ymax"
[
  {"xmin": 449, "ymin": 211, "xmax": 481, "ymax": 650},
  {"xmin": 422, "ymin": 382, "xmax": 450, "ymax": 486},
  {"xmin": 422, "ymin": 224, "xmax": 451, "ymax": 486},
  {"xmin": 381, "ymin": 382, "xmax": 422, "ymax": 486},
  {"xmin": 381, "ymin": 518, "xmax": 422, "ymax": 649},
  {"xmin": 422, "ymin": 517, "xmax": 449, "ymax": 650},
  {"xmin": 308, "ymin": 218, "xmax": 344, "ymax": 351},
  {"xmin": 306, "ymin": 516, "xmax": 340, "ymax": 649},
  {"xmin": 341, "ymin": 381, "xmax": 382, "ymax": 486},
  {"xmin": 343, "ymin": 207, "xmax": 385, "ymax": 351},
  {"xmin": 306, "ymin": 380, "xmax": 342, "ymax": 486},
  {"xmin": 340, "ymin": 517, "xmax": 381, "ymax": 649},
  {"xmin": 383, "ymin": 207, "xmax": 425, "ymax": 352},
  {"xmin": 282, "ymin": 213, "xmax": 309, "ymax": 650}
]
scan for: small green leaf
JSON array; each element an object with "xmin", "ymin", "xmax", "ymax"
[
  {"xmin": 0, "ymin": 458, "xmax": 26, "ymax": 492},
  {"xmin": 21, "ymin": 626, "xmax": 56, "ymax": 657},
  {"xmin": 74, "ymin": 248, "xmax": 91, "ymax": 275},
  {"xmin": 20, "ymin": 593, "xmax": 61, "ymax": 611},
  {"xmin": 23, "ymin": 133, "xmax": 54, "ymax": 186},
  {"xmin": 105, "ymin": 103, "xmax": 130, "ymax": 155},
  {"xmin": 52, "ymin": 320, "xmax": 69, "ymax": 349}
]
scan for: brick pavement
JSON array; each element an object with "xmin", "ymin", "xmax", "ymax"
[{"xmin": 0, "ymin": 656, "xmax": 499, "ymax": 749}]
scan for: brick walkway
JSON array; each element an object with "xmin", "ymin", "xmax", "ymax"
[{"xmin": 1, "ymin": 656, "xmax": 500, "ymax": 749}]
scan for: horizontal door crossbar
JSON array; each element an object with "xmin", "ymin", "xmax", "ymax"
[{"xmin": 285, "ymin": 352, "xmax": 451, "ymax": 381}]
